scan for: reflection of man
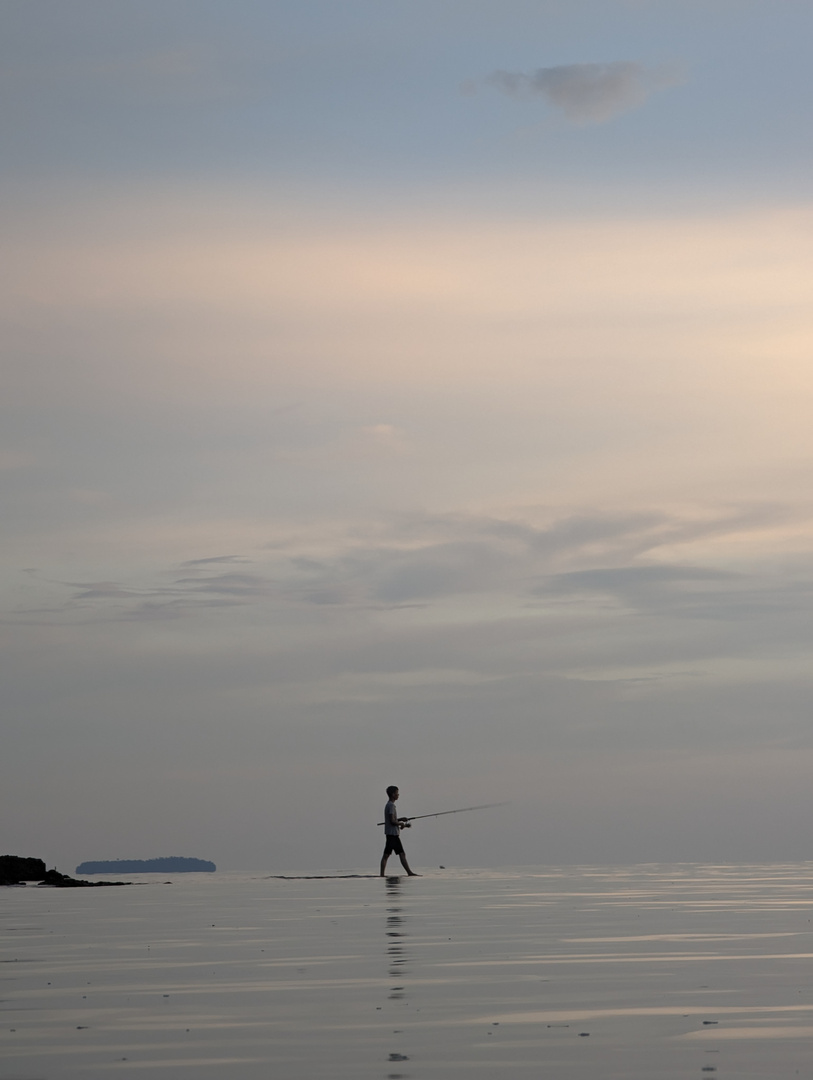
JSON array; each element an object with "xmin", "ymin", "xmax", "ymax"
[{"xmin": 380, "ymin": 786, "xmax": 419, "ymax": 877}]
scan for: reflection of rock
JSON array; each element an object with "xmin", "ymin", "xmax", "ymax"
[{"xmin": 0, "ymin": 855, "xmax": 129, "ymax": 887}]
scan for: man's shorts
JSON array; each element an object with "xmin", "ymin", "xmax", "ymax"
[{"xmin": 383, "ymin": 833, "xmax": 404, "ymax": 856}]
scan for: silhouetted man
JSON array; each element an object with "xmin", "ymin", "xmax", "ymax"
[{"xmin": 380, "ymin": 786, "xmax": 419, "ymax": 876}]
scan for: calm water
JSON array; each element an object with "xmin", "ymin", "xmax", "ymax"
[{"xmin": 3, "ymin": 864, "xmax": 813, "ymax": 1078}]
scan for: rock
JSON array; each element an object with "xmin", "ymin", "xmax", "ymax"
[
  {"xmin": 0, "ymin": 856, "xmax": 47, "ymax": 885},
  {"xmin": 0, "ymin": 855, "xmax": 129, "ymax": 887}
]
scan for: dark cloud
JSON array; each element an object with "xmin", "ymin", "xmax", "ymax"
[
  {"xmin": 70, "ymin": 581, "xmax": 145, "ymax": 601},
  {"xmin": 538, "ymin": 564, "xmax": 813, "ymax": 622},
  {"xmin": 362, "ymin": 541, "xmax": 505, "ymax": 603},
  {"xmin": 12, "ymin": 505, "xmax": 813, "ymax": 640},
  {"xmin": 486, "ymin": 61, "xmax": 680, "ymax": 123},
  {"xmin": 539, "ymin": 565, "xmax": 731, "ymax": 598},
  {"xmin": 181, "ymin": 555, "xmax": 250, "ymax": 568},
  {"xmin": 19, "ymin": 564, "xmax": 273, "ymax": 622},
  {"xmin": 173, "ymin": 572, "xmax": 273, "ymax": 598}
]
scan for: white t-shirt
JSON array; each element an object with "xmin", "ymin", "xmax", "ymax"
[{"xmin": 384, "ymin": 800, "xmax": 399, "ymax": 836}]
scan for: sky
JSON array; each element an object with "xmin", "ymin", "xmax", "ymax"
[{"xmin": 3, "ymin": 0, "xmax": 813, "ymax": 873}]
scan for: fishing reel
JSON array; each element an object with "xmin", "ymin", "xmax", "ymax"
[{"xmin": 400, "ymin": 820, "xmax": 412, "ymax": 829}]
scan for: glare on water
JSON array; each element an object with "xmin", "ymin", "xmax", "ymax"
[{"xmin": 3, "ymin": 864, "xmax": 813, "ymax": 1078}]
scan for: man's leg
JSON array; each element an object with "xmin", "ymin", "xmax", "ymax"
[
  {"xmin": 398, "ymin": 852, "xmax": 419, "ymax": 876},
  {"xmin": 380, "ymin": 849, "xmax": 390, "ymax": 876}
]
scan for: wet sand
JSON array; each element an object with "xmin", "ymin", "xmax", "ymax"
[{"xmin": 3, "ymin": 863, "xmax": 813, "ymax": 1077}]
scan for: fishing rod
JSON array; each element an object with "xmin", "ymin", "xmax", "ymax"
[{"xmin": 377, "ymin": 802, "xmax": 508, "ymax": 827}]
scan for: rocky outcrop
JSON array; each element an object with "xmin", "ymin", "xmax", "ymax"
[
  {"xmin": 0, "ymin": 855, "xmax": 129, "ymax": 887},
  {"xmin": 0, "ymin": 855, "xmax": 47, "ymax": 884}
]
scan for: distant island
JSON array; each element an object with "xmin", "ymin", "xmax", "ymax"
[{"xmin": 76, "ymin": 857, "xmax": 216, "ymax": 874}]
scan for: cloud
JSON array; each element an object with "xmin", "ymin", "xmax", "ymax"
[
  {"xmin": 173, "ymin": 572, "xmax": 273, "ymax": 598},
  {"xmin": 181, "ymin": 555, "xmax": 250, "ymax": 568},
  {"xmin": 356, "ymin": 540, "xmax": 507, "ymax": 604},
  {"xmin": 486, "ymin": 61, "xmax": 680, "ymax": 123},
  {"xmin": 69, "ymin": 581, "xmax": 144, "ymax": 602},
  {"xmin": 538, "ymin": 565, "xmax": 813, "ymax": 622},
  {"xmin": 12, "ymin": 503, "xmax": 812, "ymax": 627}
]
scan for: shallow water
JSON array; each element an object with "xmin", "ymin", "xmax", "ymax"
[{"xmin": 3, "ymin": 864, "xmax": 813, "ymax": 1078}]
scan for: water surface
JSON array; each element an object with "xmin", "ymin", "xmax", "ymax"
[{"xmin": 3, "ymin": 864, "xmax": 813, "ymax": 1077}]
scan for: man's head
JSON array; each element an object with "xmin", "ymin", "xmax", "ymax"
[{"xmin": 386, "ymin": 785, "xmax": 399, "ymax": 799}]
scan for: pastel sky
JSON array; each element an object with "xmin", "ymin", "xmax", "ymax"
[{"xmin": 3, "ymin": 1, "xmax": 813, "ymax": 872}]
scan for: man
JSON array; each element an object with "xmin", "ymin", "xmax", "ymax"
[{"xmin": 380, "ymin": 785, "xmax": 419, "ymax": 877}]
